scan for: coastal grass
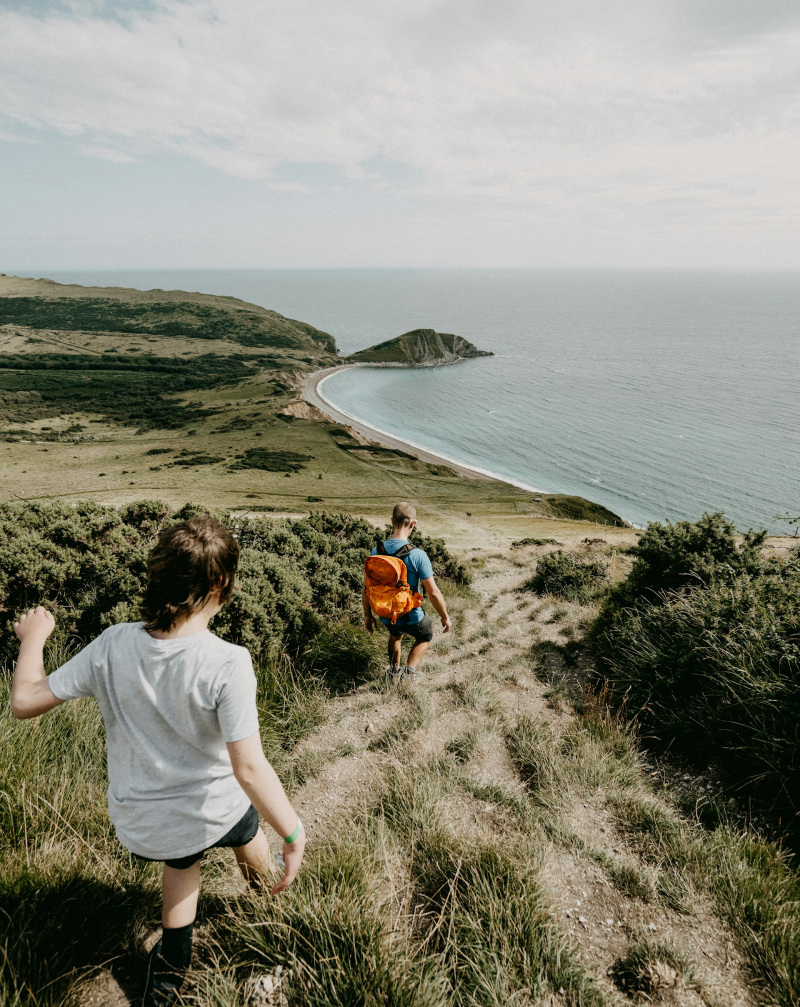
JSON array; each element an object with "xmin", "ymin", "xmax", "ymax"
[
  {"xmin": 511, "ymin": 677, "xmax": 800, "ymax": 1004},
  {"xmin": 0, "ymin": 652, "xmax": 329, "ymax": 1007},
  {"xmin": 0, "ymin": 392, "xmax": 568, "ymax": 517}
]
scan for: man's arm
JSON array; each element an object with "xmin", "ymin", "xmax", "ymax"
[
  {"xmin": 420, "ymin": 576, "xmax": 451, "ymax": 633},
  {"xmin": 362, "ymin": 585, "xmax": 375, "ymax": 634},
  {"xmin": 227, "ymin": 732, "xmax": 305, "ymax": 893},
  {"xmin": 10, "ymin": 607, "xmax": 64, "ymax": 720}
]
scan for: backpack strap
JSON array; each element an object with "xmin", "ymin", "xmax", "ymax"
[{"xmin": 376, "ymin": 541, "xmax": 415, "ymax": 559}]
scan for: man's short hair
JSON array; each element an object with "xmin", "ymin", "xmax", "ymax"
[
  {"xmin": 141, "ymin": 514, "xmax": 239, "ymax": 631},
  {"xmin": 392, "ymin": 502, "xmax": 417, "ymax": 528}
]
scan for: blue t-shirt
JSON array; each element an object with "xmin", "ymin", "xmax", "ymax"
[{"xmin": 370, "ymin": 538, "xmax": 434, "ymax": 627}]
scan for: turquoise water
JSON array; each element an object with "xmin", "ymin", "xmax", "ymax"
[{"xmin": 45, "ymin": 268, "xmax": 799, "ymax": 531}]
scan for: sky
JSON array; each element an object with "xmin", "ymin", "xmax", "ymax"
[{"xmin": 1, "ymin": 0, "xmax": 799, "ymax": 270}]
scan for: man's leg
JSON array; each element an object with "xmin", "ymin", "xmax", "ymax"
[
  {"xmin": 406, "ymin": 639, "xmax": 430, "ymax": 670},
  {"xmin": 145, "ymin": 861, "xmax": 201, "ymax": 1005},
  {"xmin": 405, "ymin": 616, "xmax": 435, "ymax": 672},
  {"xmin": 387, "ymin": 633, "xmax": 403, "ymax": 670},
  {"xmin": 233, "ymin": 827, "xmax": 272, "ymax": 889}
]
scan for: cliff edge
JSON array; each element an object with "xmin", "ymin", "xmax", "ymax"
[{"xmin": 346, "ymin": 328, "xmax": 492, "ymax": 366}]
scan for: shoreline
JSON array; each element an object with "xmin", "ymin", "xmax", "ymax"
[{"xmin": 302, "ymin": 365, "xmax": 546, "ymax": 494}]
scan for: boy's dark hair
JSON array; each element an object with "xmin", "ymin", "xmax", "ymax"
[{"xmin": 142, "ymin": 515, "xmax": 239, "ymax": 631}]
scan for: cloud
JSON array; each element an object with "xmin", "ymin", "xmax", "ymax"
[{"xmin": 1, "ymin": 0, "xmax": 799, "ymax": 221}]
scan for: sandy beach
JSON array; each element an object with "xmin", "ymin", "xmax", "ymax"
[{"xmin": 302, "ymin": 366, "xmax": 545, "ymax": 492}]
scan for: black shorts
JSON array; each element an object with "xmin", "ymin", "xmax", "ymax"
[
  {"xmin": 133, "ymin": 803, "xmax": 260, "ymax": 870},
  {"xmin": 386, "ymin": 613, "xmax": 434, "ymax": 644}
]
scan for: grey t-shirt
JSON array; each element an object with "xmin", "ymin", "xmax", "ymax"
[{"xmin": 48, "ymin": 622, "xmax": 259, "ymax": 860}]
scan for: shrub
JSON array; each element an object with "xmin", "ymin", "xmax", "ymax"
[
  {"xmin": 594, "ymin": 512, "xmax": 800, "ymax": 826},
  {"xmin": 523, "ymin": 550, "xmax": 607, "ymax": 602},
  {"xmin": 602, "ymin": 512, "xmax": 766, "ymax": 616},
  {"xmin": 0, "ymin": 502, "xmax": 468, "ymax": 666},
  {"xmin": 597, "ymin": 569, "xmax": 800, "ymax": 812}
]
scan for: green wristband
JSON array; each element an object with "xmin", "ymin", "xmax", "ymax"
[{"xmin": 284, "ymin": 818, "xmax": 303, "ymax": 844}]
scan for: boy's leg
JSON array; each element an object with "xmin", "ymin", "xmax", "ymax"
[
  {"xmin": 233, "ymin": 827, "xmax": 272, "ymax": 888},
  {"xmin": 145, "ymin": 861, "xmax": 201, "ymax": 1004},
  {"xmin": 162, "ymin": 861, "xmax": 201, "ymax": 928}
]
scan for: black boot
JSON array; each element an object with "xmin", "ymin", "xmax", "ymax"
[{"xmin": 143, "ymin": 932, "xmax": 190, "ymax": 1007}]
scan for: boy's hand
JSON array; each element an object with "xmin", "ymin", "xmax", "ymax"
[
  {"xmin": 441, "ymin": 615, "xmax": 451, "ymax": 634},
  {"xmin": 364, "ymin": 614, "xmax": 374, "ymax": 635},
  {"xmin": 271, "ymin": 831, "xmax": 306, "ymax": 894},
  {"xmin": 14, "ymin": 607, "xmax": 56, "ymax": 645}
]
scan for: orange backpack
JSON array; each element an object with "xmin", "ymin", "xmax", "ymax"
[{"xmin": 364, "ymin": 543, "xmax": 424, "ymax": 625}]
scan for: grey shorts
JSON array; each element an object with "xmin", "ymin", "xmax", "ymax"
[
  {"xmin": 133, "ymin": 803, "xmax": 260, "ymax": 870},
  {"xmin": 386, "ymin": 613, "xmax": 434, "ymax": 644}
]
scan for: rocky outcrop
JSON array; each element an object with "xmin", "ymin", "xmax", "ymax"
[
  {"xmin": 276, "ymin": 400, "xmax": 329, "ymax": 422},
  {"xmin": 346, "ymin": 328, "xmax": 492, "ymax": 366}
]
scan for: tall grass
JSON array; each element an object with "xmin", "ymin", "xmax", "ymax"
[
  {"xmin": 503, "ymin": 694, "xmax": 800, "ymax": 1004},
  {"xmin": 0, "ymin": 653, "xmax": 326, "ymax": 1006}
]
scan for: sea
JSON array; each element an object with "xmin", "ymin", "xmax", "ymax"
[{"xmin": 43, "ymin": 268, "xmax": 800, "ymax": 532}]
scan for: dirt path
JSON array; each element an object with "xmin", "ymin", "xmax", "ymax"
[{"xmin": 76, "ymin": 538, "xmax": 761, "ymax": 1007}]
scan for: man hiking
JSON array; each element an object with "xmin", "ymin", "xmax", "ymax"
[{"xmin": 363, "ymin": 502, "xmax": 451, "ymax": 680}]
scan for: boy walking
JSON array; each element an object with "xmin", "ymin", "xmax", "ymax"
[
  {"xmin": 10, "ymin": 514, "xmax": 304, "ymax": 1006},
  {"xmin": 363, "ymin": 502, "xmax": 451, "ymax": 679}
]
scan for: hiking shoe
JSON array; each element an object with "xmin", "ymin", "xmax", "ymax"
[
  {"xmin": 385, "ymin": 664, "xmax": 402, "ymax": 680},
  {"xmin": 399, "ymin": 665, "xmax": 420, "ymax": 682},
  {"xmin": 143, "ymin": 940, "xmax": 185, "ymax": 1007}
]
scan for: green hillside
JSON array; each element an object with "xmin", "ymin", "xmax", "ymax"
[{"xmin": 0, "ymin": 277, "xmax": 622, "ymax": 525}]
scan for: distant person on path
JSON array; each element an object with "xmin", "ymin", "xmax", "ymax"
[
  {"xmin": 10, "ymin": 515, "xmax": 304, "ymax": 1007},
  {"xmin": 363, "ymin": 502, "xmax": 451, "ymax": 679}
]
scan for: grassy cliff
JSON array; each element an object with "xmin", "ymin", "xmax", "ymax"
[{"xmin": 0, "ymin": 277, "xmax": 621, "ymax": 527}]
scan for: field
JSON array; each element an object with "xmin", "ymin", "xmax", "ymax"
[{"xmin": 2, "ymin": 278, "xmax": 798, "ymax": 1006}]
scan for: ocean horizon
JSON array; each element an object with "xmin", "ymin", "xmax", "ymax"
[{"xmin": 41, "ymin": 267, "xmax": 800, "ymax": 532}]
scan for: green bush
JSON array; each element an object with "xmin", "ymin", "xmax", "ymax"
[
  {"xmin": 523, "ymin": 550, "xmax": 607, "ymax": 602},
  {"xmin": 0, "ymin": 502, "xmax": 467, "ymax": 666},
  {"xmin": 594, "ymin": 512, "xmax": 800, "ymax": 824},
  {"xmin": 0, "ymin": 352, "xmax": 256, "ymax": 429},
  {"xmin": 602, "ymin": 511, "xmax": 766, "ymax": 616}
]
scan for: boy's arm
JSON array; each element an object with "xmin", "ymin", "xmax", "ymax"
[
  {"xmin": 10, "ymin": 607, "xmax": 64, "ymax": 720},
  {"xmin": 420, "ymin": 576, "xmax": 451, "ymax": 633},
  {"xmin": 227, "ymin": 732, "xmax": 305, "ymax": 893}
]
